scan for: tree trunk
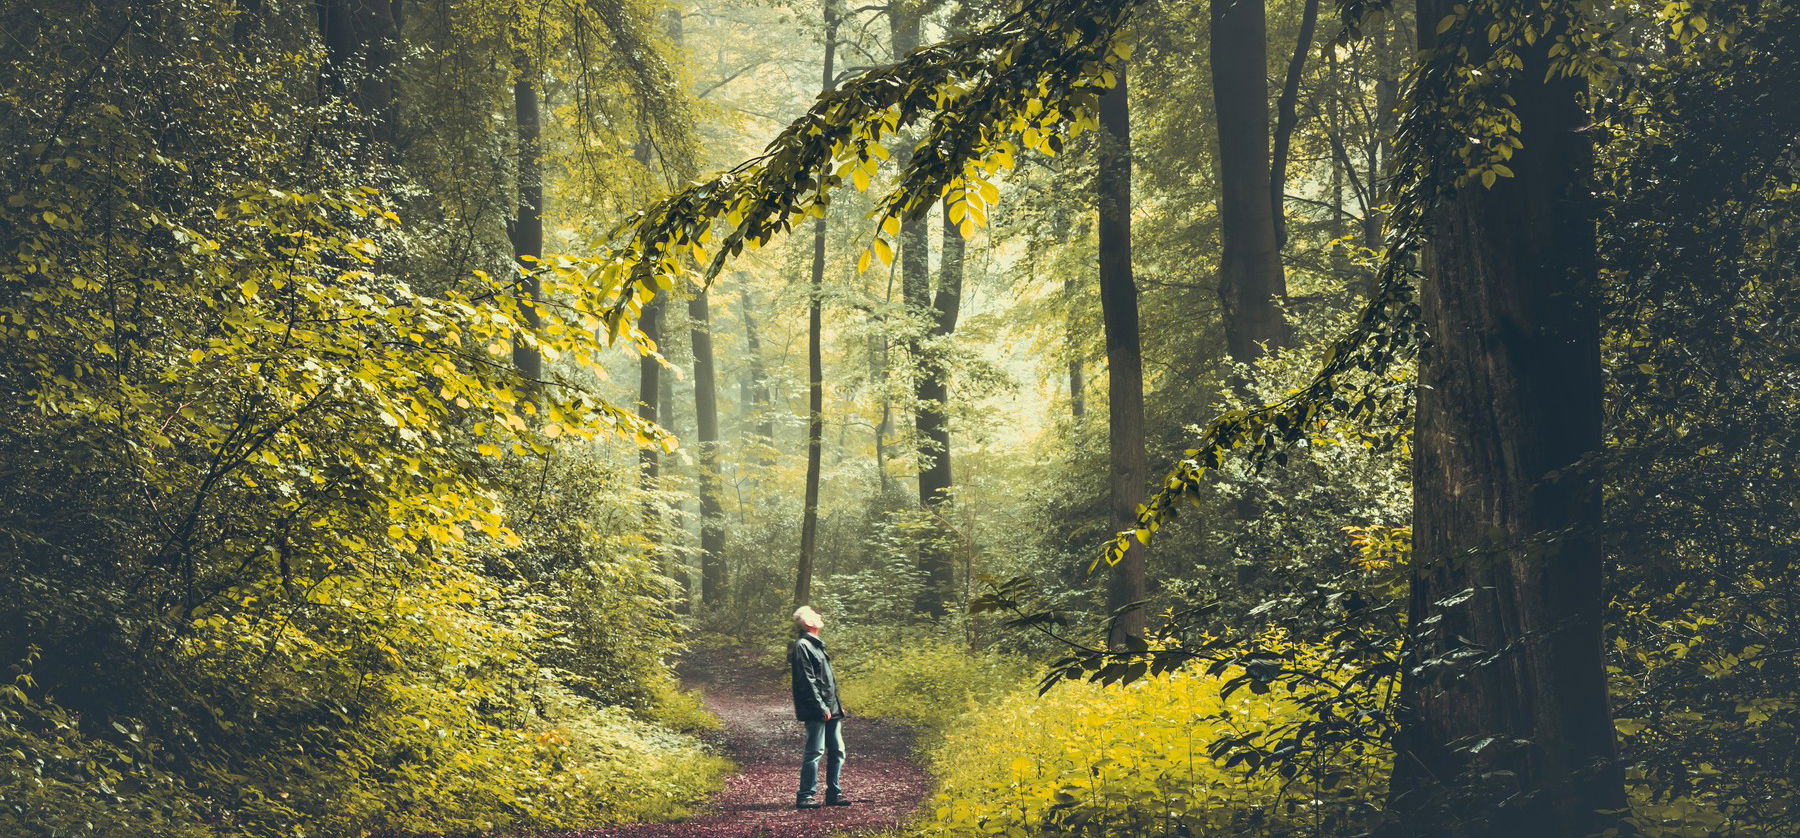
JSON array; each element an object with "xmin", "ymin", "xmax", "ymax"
[
  {"xmin": 875, "ymin": 331, "xmax": 894, "ymax": 496},
  {"xmin": 1066, "ymin": 275, "xmax": 1086, "ymax": 421},
  {"xmin": 887, "ymin": 0, "xmax": 955, "ymax": 618},
  {"xmin": 737, "ymin": 288, "xmax": 775, "ymax": 446},
  {"xmin": 1211, "ymin": 0, "xmax": 1291, "ymax": 364},
  {"xmin": 1270, "ymin": 0, "xmax": 1320, "ymax": 251},
  {"xmin": 1365, "ymin": 22, "xmax": 1402, "ymax": 254},
  {"xmin": 1097, "ymin": 69, "xmax": 1147, "ymax": 648},
  {"xmin": 912, "ymin": 200, "xmax": 964, "ymax": 610},
  {"xmin": 795, "ymin": 221, "xmax": 826, "ymax": 608},
  {"xmin": 690, "ymin": 291, "xmax": 727, "ymax": 605},
  {"xmin": 1326, "ymin": 49, "xmax": 1347, "ymax": 242},
  {"xmin": 637, "ymin": 299, "xmax": 661, "ymax": 482},
  {"xmin": 659, "ymin": 304, "xmax": 686, "ymax": 444},
  {"xmin": 316, "ymin": 0, "xmax": 403, "ymax": 151},
  {"xmin": 630, "ymin": 125, "xmax": 666, "ymax": 567},
  {"xmin": 795, "ymin": 0, "xmax": 840, "ymax": 608},
  {"xmin": 507, "ymin": 55, "xmax": 542, "ymax": 382},
  {"xmin": 1388, "ymin": 3, "xmax": 1624, "ymax": 834}
]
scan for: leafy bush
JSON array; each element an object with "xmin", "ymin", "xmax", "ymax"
[
  {"xmin": 0, "ymin": 661, "xmax": 209, "ymax": 837},
  {"xmin": 909, "ymin": 644, "xmax": 1387, "ymax": 837},
  {"xmin": 0, "ymin": 2, "xmax": 724, "ymax": 834},
  {"xmin": 835, "ymin": 634, "xmax": 1033, "ymax": 742}
]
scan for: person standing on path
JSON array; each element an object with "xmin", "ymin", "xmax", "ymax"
[{"xmin": 789, "ymin": 605, "xmax": 850, "ymax": 810}]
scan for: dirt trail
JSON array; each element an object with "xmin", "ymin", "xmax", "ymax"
[{"xmin": 560, "ymin": 646, "xmax": 930, "ymax": 838}]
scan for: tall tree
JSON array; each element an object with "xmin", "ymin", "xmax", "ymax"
[
  {"xmin": 1064, "ymin": 274, "xmax": 1086, "ymax": 421},
  {"xmin": 508, "ymin": 52, "xmax": 543, "ymax": 382},
  {"xmin": 912, "ymin": 199, "xmax": 964, "ymax": 605},
  {"xmin": 1211, "ymin": 0, "xmax": 1292, "ymax": 364},
  {"xmin": 795, "ymin": 0, "xmax": 841, "ymax": 607},
  {"xmin": 632, "ymin": 131, "xmax": 665, "ymax": 535},
  {"xmin": 892, "ymin": 0, "xmax": 961, "ymax": 617},
  {"xmin": 1097, "ymin": 67, "xmax": 1147, "ymax": 647},
  {"xmin": 1269, "ymin": 0, "xmax": 1320, "ymax": 251},
  {"xmin": 1389, "ymin": 1, "xmax": 1625, "ymax": 833},
  {"xmin": 637, "ymin": 300, "xmax": 661, "ymax": 481},
  {"xmin": 736, "ymin": 287, "xmax": 776, "ymax": 446},
  {"xmin": 690, "ymin": 290, "xmax": 726, "ymax": 604},
  {"xmin": 660, "ymin": 8, "xmax": 726, "ymax": 607}
]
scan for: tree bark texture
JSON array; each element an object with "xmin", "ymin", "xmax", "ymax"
[
  {"xmin": 1389, "ymin": 2, "xmax": 1624, "ymax": 834},
  {"xmin": 1097, "ymin": 70, "xmax": 1147, "ymax": 648},
  {"xmin": 1211, "ymin": 0, "xmax": 1292, "ymax": 363}
]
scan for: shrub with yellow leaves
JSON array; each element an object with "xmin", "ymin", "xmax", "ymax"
[{"xmin": 911, "ymin": 637, "xmax": 1389, "ymax": 837}]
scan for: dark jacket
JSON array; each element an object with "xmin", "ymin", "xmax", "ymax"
[{"xmin": 788, "ymin": 634, "xmax": 844, "ymax": 722}]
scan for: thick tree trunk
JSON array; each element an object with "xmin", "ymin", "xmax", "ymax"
[
  {"xmin": 316, "ymin": 0, "xmax": 403, "ymax": 150},
  {"xmin": 1389, "ymin": 3, "xmax": 1624, "ymax": 835},
  {"xmin": 690, "ymin": 292, "xmax": 727, "ymax": 605},
  {"xmin": 1211, "ymin": 0, "xmax": 1291, "ymax": 364},
  {"xmin": 507, "ymin": 57, "xmax": 542, "ymax": 382},
  {"xmin": 1097, "ymin": 70, "xmax": 1147, "ymax": 648},
  {"xmin": 1269, "ymin": 0, "xmax": 1320, "ymax": 251},
  {"xmin": 795, "ymin": 0, "xmax": 839, "ymax": 608}
]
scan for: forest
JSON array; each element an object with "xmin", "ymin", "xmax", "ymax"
[{"xmin": 0, "ymin": 0, "xmax": 1794, "ymax": 836}]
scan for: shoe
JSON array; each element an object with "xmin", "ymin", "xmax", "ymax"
[
  {"xmin": 795, "ymin": 796, "xmax": 821, "ymax": 809},
  {"xmin": 825, "ymin": 794, "xmax": 852, "ymax": 807}
]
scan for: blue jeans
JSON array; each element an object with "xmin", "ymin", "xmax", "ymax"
[{"xmin": 798, "ymin": 718, "xmax": 845, "ymax": 801}]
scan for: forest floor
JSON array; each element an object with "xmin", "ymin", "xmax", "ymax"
[{"xmin": 555, "ymin": 645, "xmax": 930, "ymax": 838}]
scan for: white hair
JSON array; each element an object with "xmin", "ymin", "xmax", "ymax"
[{"xmin": 792, "ymin": 605, "xmax": 823, "ymax": 631}]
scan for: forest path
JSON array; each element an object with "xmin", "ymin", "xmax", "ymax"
[{"xmin": 563, "ymin": 645, "xmax": 930, "ymax": 838}]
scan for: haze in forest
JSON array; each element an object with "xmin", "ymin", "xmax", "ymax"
[{"xmin": 1, "ymin": 1, "xmax": 1794, "ymax": 837}]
